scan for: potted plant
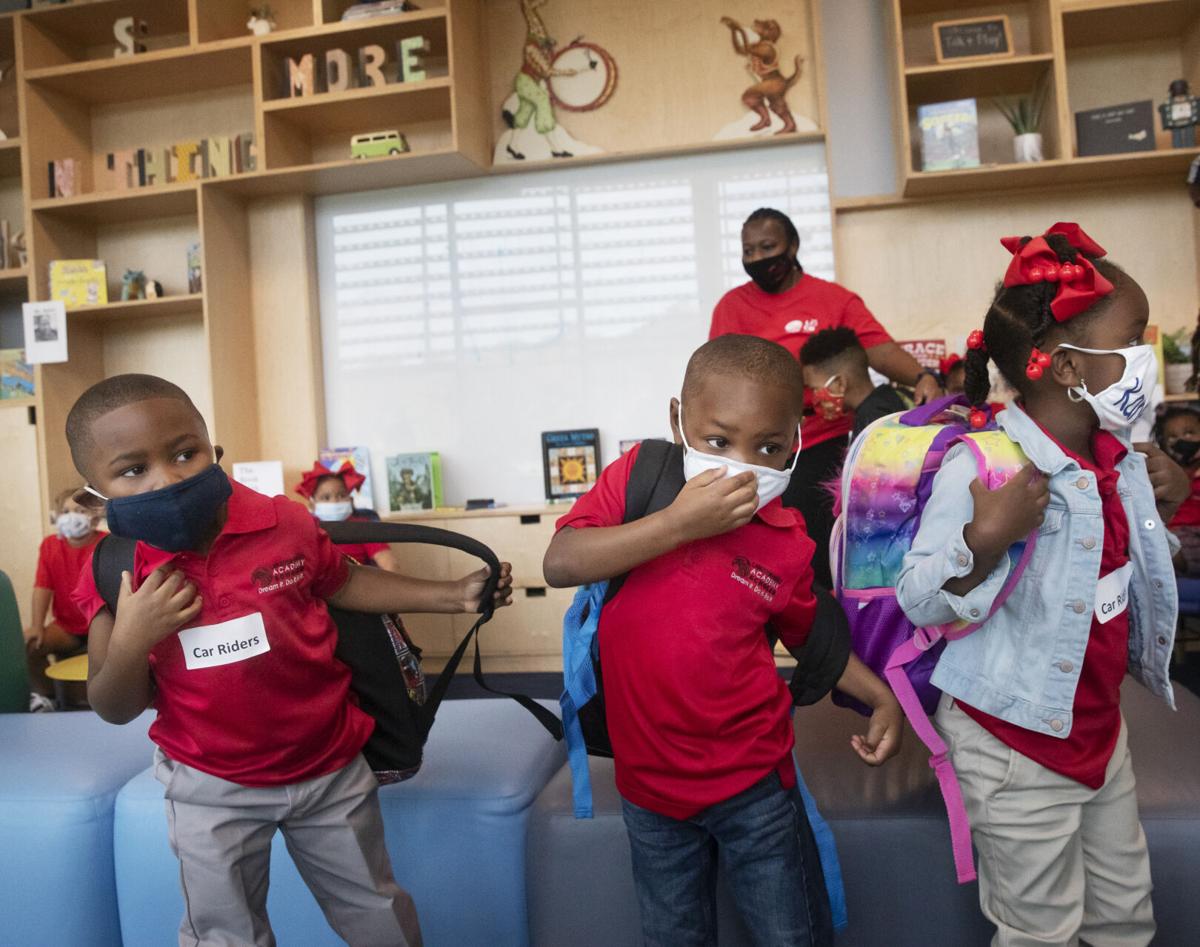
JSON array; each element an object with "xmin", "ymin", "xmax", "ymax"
[
  {"xmin": 996, "ymin": 77, "xmax": 1049, "ymax": 163},
  {"xmin": 1164, "ymin": 328, "xmax": 1193, "ymax": 394}
]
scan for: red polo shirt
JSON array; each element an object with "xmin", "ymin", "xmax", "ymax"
[
  {"xmin": 74, "ymin": 481, "xmax": 374, "ymax": 787},
  {"xmin": 35, "ymin": 531, "xmax": 105, "ymax": 635},
  {"xmin": 960, "ymin": 429, "xmax": 1130, "ymax": 789},
  {"xmin": 710, "ymin": 276, "xmax": 893, "ymax": 448},
  {"xmin": 557, "ymin": 444, "xmax": 818, "ymax": 819}
]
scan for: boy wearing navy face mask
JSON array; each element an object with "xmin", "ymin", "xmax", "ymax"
[
  {"xmin": 67, "ymin": 374, "xmax": 513, "ymax": 947},
  {"xmin": 543, "ymin": 335, "xmax": 901, "ymax": 946}
]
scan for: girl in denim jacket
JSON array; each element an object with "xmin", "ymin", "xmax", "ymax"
[{"xmin": 897, "ymin": 223, "xmax": 1188, "ymax": 947}]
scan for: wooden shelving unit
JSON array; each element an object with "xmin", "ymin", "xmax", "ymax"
[
  {"xmin": 66, "ymin": 292, "xmax": 204, "ymax": 324},
  {"xmin": 891, "ymin": 0, "xmax": 1200, "ymax": 197}
]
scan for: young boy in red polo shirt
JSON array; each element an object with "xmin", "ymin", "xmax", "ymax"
[
  {"xmin": 67, "ymin": 373, "xmax": 512, "ymax": 947},
  {"xmin": 24, "ymin": 486, "xmax": 105, "ymax": 704},
  {"xmin": 544, "ymin": 334, "xmax": 902, "ymax": 946}
]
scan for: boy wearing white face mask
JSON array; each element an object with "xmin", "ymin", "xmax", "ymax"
[
  {"xmin": 897, "ymin": 223, "xmax": 1188, "ymax": 946},
  {"xmin": 544, "ymin": 334, "xmax": 901, "ymax": 946},
  {"xmin": 295, "ymin": 461, "xmax": 398, "ymax": 571},
  {"xmin": 25, "ymin": 486, "xmax": 105, "ymax": 703}
]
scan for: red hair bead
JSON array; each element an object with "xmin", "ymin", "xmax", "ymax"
[
  {"xmin": 969, "ymin": 408, "xmax": 987, "ymax": 429},
  {"xmin": 967, "ymin": 329, "xmax": 985, "ymax": 351},
  {"xmin": 1043, "ymin": 264, "xmax": 1059, "ymax": 281},
  {"xmin": 1028, "ymin": 266, "xmax": 1044, "ymax": 281},
  {"xmin": 1026, "ymin": 363, "xmax": 1043, "ymax": 380}
]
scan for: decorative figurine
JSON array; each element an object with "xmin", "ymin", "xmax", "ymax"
[
  {"xmin": 113, "ymin": 16, "xmax": 149, "ymax": 57},
  {"xmin": 720, "ymin": 17, "xmax": 802, "ymax": 135},
  {"xmin": 247, "ymin": 5, "xmax": 276, "ymax": 36},
  {"xmin": 1160, "ymin": 79, "xmax": 1199, "ymax": 149},
  {"xmin": 350, "ymin": 130, "xmax": 409, "ymax": 159},
  {"xmin": 120, "ymin": 269, "xmax": 148, "ymax": 301}
]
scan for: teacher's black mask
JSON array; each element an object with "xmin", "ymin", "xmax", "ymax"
[{"xmin": 743, "ymin": 252, "xmax": 798, "ymax": 293}]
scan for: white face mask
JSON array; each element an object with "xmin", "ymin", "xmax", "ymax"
[
  {"xmin": 314, "ymin": 500, "xmax": 353, "ymax": 522},
  {"xmin": 56, "ymin": 510, "xmax": 93, "ymax": 540},
  {"xmin": 677, "ymin": 405, "xmax": 801, "ymax": 513},
  {"xmin": 1058, "ymin": 343, "xmax": 1157, "ymax": 433}
]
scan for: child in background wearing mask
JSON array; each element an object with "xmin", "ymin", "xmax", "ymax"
[
  {"xmin": 67, "ymin": 373, "xmax": 513, "ymax": 946},
  {"xmin": 24, "ymin": 486, "xmax": 105, "ymax": 705},
  {"xmin": 897, "ymin": 224, "xmax": 1186, "ymax": 946},
  {"xmin": 296, "ymin": 461, "xmax": 398, "ymax": 570},
  {"xmin": 799, "ymin": 326, "xmax": 912, "ymax": 440},
  {"xmin": 1155, "ymin": 406, "xmax": 1200, "ymax": 575},
  {"xmin": 544, "ymin": 334, "xmax": 901, "ymax": 947}
]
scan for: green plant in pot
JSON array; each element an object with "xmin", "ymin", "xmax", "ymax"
[{"xmin": 996, "ymin": 76, "xmax": 1049, "ymax": 163}]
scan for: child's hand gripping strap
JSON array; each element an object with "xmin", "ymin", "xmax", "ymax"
[
  {"xmin": 322, "ymin": 521, "xmax": 564, "ymax": 738},
  {"xmin": 881, "ymin": 433, "xmax": 1039, "ymax": 885}
]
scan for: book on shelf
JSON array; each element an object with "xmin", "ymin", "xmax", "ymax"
[
  {"xmin": 319, "ymin": 446, "xmax": 375, "ymax": 510},
  {"xmin": 0, "ymin": 349, "xmax": 33, "ymax": 400},
  {"xmin": 1075, "ymin": 101, "xmax": 1156, "ymax": 157},
  {"xmin": 917, "ymin": 99, "xmax": 980, "ymax": 172},
  {"xmin": 49, "ymin": 260, "xmax": 107, "ymax": 309},
  {"xmin": 386, "ymin": 452, "xmax": 443, "ymax": 513},
  {"xmin": 542, "ymin": 428, "xmax": 600, "ymax": 501}
]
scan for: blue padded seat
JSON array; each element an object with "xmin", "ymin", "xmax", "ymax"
[
  {"xmin": 0, "ymin": 710, "xmax": 154, "ymax": 947},
  {"xmin": 114, "ymin": 698, "xmax": 565, "ymax": 946}
]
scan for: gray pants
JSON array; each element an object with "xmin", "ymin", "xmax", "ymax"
[{"xmin": 154, "ymin": 750, "xmax": 422, "ymax": 947}]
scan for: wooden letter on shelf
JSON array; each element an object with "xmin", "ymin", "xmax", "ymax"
[
  {"xmin": 205, "ymin": 137, "xmax": 234, "ymax": 178},
  {"xmin": 325, "ymin": 49, "xmax": 353, "ymax": 93},
  {"xmin": 113, "ymin": 17, "xmax": 148, "ymax": 57},
  {"xmin": 141, "ymin": 147, "xmax": 167, "ymax": 187},
  {"xmin": 174, "ymin": 141, "xmax": 201, "ymax": 182},
  {"xmin": 287, "ymin": 54, "xmax": 315, "ymax": 97},
  {"xmin": 357, "ymin": 44, "xmax": 388, "ymax": 88},
  {"xmin": 104, "ymin": 150, "xmax": 139, "ymax": 190},
  {"xmin": 398, "ymin": 36, "xmax": 428, "ymax": 83}
]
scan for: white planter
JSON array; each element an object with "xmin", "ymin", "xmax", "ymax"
[
  {"xmin": 1166, "ymin": 362, "xmax": 1192, "ymax": 394},
  {"xmin": 1013, "ymin": 132, "xmax": 1043, "ymax": 163}
]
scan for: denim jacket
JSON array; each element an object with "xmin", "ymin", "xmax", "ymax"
[{"xmin": 896, "ymin": 402, "xmax": 1177, "ymax": 738}]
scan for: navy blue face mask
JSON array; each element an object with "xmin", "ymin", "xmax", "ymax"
[{"xmin": 87, "ymin": 464, "xmax": 232, "ymax": 552}]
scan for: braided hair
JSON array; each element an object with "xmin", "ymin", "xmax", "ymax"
[
  {"xmin": 964, "ymin": 232, "xmax": 1124, "ymax": 407},
  {"xmin": 744, "ymin": 207, "xmax": 802, "ymax": 270}
]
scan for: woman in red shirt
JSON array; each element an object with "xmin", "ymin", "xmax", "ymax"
[{"xmin": 710, "ymin": 207, "xmax": 941, "ymax": 584}]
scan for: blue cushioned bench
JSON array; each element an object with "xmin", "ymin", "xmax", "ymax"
[
  {"xmin": 113, "ymin": 698, "xmax": 565, "ymax": 947},
  {"xmin": 0, "ymin": 710, "xmax": 154, "ymax": 947},
  {"xmin": 527, "ymin": 683, "xmax": 1200, "ymax": 946}
]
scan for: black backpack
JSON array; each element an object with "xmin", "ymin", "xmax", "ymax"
[
  {"xmin": 558, "ymin": 439, "xmax": 852, "ymax": 759},
  {"xmin": 91, "ymin": 521, "xmax": 561, "ymax": 783}
]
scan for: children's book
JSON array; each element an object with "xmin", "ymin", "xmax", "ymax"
[
  {"xmin": 542, "ymin": 429, "xmax": 600, "ymax": 501},
  {"xmin": 386, "ymin": 452, "xmax": 443, "ymax": 512},
  {"xmin": 0, "ymin": 348, "xmax": 33, "ymax": 398},
  {"xmin": 49, "ymin": 259, "xmax": 107, "ymax": 308},
  {"xmin": 319, "ymin": 446, "xmax": 375, "ymax": 510},
  {"xmin": 917, "ymin": 99, "xmax": 980, "ymax": 171}
]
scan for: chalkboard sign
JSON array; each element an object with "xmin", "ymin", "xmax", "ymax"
[{"xmin": 933, "ymin": 16, "xmax": 1013, "ymax": 64}]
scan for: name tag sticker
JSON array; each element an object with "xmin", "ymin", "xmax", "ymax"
[
  {"xmin": 1094, "ymin": 563, "xmax": 1133, "ymax": 625},
  {"xmin": 179, "ymin": 613, "xmax": 270, "ymax": 670}
]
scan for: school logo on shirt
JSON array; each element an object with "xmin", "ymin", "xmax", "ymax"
[
  {"xmin": 785, "ymin": 318, "xmax": 820, "ymax": 335},
  {"xmin": 730, "ymin": 556, "xmax": 781, "ymax": 601},
  {"xmin": 252, "ymin": 556, "xmax": 305, "ymax": 594}
]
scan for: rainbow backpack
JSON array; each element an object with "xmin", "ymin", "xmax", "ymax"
[{"xmin": 830, "ymin": 396, "xmax": 1037, "ymax": 884}]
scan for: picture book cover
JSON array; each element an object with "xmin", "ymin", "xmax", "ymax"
[
  {"xmin": 917, "ymin": 99, "xmax": 980, "ymax": 171},
  {"xmin": 1075, "ymin": 100, "xmax": 1155, "ymax": 157},
  {"xmin": 386, "ymin": 452, "xmax": 443, "ymax": 512},
  {"xmin": 0, "ymin": 348, "xmax": 33, "ymax": 399},
  {"xmin": 319, "ymin": 446, "xmax": 375, "ymax": 510},
  {"xmin": 49, "ymin": 259, "xmax": 107, "ymax": 309},
  {"xmin": 542, "ymin": 429, "xmax": 600, "ymax": 501}
]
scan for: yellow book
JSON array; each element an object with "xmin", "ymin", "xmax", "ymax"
[{"xmin": 49, "ymin": 260, "xmax": 108, "ymax": 309}]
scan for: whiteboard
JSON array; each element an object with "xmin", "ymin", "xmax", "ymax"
[{"xmin": 315, "ymin": 144, "xmax": 832, "ymax": 508}]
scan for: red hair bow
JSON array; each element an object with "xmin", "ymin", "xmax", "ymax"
[
  {"xmin": 1000, "ymin": 222, "xmax": 1114, "ymax": 323},
  {"xmin": 295, "ymin": 460, "xmax": 365, "ymax": 499},
  {"xmin": 939, "ymin": 353, "xmax": 963, "ymax": 376}
]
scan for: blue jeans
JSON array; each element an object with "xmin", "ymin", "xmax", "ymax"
[{"xmin": 621, "ymin": 772, "xmax": 833, "ymax": 947}]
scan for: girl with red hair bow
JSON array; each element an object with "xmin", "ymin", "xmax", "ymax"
[
  {"xmin": 295, "ymin": 461, "xmax": 397, "ymax": 571},
  {"xmin": 897, "ymin": 223, "xmax": 1188, "ymax": 946}
]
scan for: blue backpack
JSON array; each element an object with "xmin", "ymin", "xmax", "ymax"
[{"xmin": 557, "ymin": 439, "xmax": 850, "ymax": 927}]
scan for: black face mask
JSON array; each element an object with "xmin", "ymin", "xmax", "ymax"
[
  {"xmin": 743, "ymin": 251, "xmax": 798, "ymax": 294},
  {"xmin": 1170, "ymin": 438, "xmax": 1200, "ymax": 466}
]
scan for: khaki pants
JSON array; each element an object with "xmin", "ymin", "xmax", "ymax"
[
  {"xmin": 934, "ymin": 696, "xmax": 1154, "ymax": 947},
  {"xmin": 154, "ymin": 750, "xmax": 422, "ymax": 947}
]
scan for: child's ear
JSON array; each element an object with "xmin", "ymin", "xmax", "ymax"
[
  {"xmin": 1050, "ymin": 347, "xmax": 1085, "ymax": 390},
  {"xmin": 669, "ymin": 397, "xmax": 683, "ymax": 445},
  {"xmin": 214, "ymin": 445, "xmax": 224, "ymax": 463}
]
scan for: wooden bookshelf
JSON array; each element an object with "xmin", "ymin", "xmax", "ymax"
[
  {"xmin": 891, "ymin": 0, "xmax": 1200, "ymax": 197},
  {"xmin": 66, "ymin": 292, "xmax": 203, "ymax": 324}
]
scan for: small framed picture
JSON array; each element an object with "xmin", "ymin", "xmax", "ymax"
[
  {"xmin": 22, "ymin": 301, "xmax": 68, "ymax": 364},
  {"xmin": 542, "ymin": 428, "xmax": 600, "ymax": 501},
  {"xmin": 932, "ymin": 15, "xmax": 1013, "ymax": 64}
]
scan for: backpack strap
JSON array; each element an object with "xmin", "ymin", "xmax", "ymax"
[
  {"xmin": 92, "ymin": 534, "xmax": 138, "ymax": 613},
  {"xmin": 882, "ymin": 432, "xmax": 1038, "ymax": 885}
]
